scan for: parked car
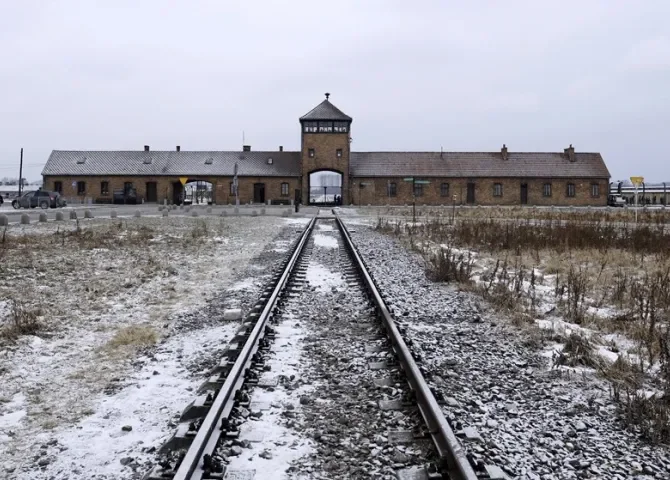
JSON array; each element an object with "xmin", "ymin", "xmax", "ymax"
[
  {"xmin": 12, "ymin": 190, "xmax": 66, "ymax": 209},
  {"xmin": 607, "ymin": 194, "xmax": 626, "ymax": 207},
  {"xmin": 0, "ymin": 195, "xmax": 3, "ymax": 205},
  {"xmin": 113, "ymin": 187, "xmax": 139, "ymax": 204}
]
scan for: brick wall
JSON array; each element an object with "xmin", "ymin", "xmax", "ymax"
[
  {"xmin": 43, "ymin": 176, "xmax": 300, "ymax": 205},
  {"xmin": 352, "ymin": 177, "xmax": 609, "ymax": 206},
  {"xmin": 300, "ymin": 132, "xmax": 350, "ymax": 204}
]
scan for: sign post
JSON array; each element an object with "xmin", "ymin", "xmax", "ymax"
[
  {"xmin": 630, "ymin": 176, "xmax": 644, "ymax": 224},
  {"xmin": 233, "ymin": 162, "xmax": 239, "ymax": 206}
]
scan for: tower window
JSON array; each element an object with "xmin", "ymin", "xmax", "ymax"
[
  {"xmin": 308, "ymin": 148, "xmax": 315, "ymax": 158},
  {"xmin": 318, "ymin": 121, "xmax": 333, "ymax": 133},
  {"xmin": 336, "ymin": 149, "xmax": 342, "ymax": 158},
  {"xmin": 303, "ymin": 121, "xmax": 317, "ymax": 133},
  {"xmin": 334, "ymin": 122, "xmax": 349, "ymax": 133}
]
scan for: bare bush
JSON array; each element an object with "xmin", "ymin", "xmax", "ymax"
[
  {"xmin": 1, "ymin": 299, "xmax": 44, "ymax": 341},
  {"xmin": 106, "ymin": 325, "xmax": 158, "ymax": 349}
]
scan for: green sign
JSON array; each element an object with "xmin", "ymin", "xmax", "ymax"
[
  {"xmin": 403, "ymin": 177, "xmax": 414, "ymax": 182},
  {"xmin": 415, "ymin": 180, "xmax": 431, "ymax": 185}
]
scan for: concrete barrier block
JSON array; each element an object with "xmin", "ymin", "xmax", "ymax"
[
  {"xmin": 0, "ymin": 214, "xmax": 8, "ymax": 226},
  {"xmin": 39, "ymin": 212, "xmax": 48, "ymax": 223},
  {"xmin": 111, "ymin": 210, "xmax": 118, "ymax": 219},
  {"xmin": 191, "ymin": 210, "xmax": 199, "ymax": 217},
  {"xmin": 234, "ymin": 207, "xmax": 239, "ymax": 215},
  {"xmin": 158, "ymin": 205, "xmax": 163, "ymax": 211},
  {"xmin": 251, "ymin": 210, "xmax": 258, "ymax": 217},
  {"xmin": 84, "ymin": 210, "xmax": 93, "ymax": 219},
  {"xmin": 20, "ymin": 213, "xmax": 30, "ymax": 225},
  {"xmin": 179, "ymin": 205, "xmax": 183, "ymax": 210},
  {"xmin": 220, "ymin": 210, "xmax": 227, "ymax": 217},
  {"xmin": 162, "ymin": 209, "xmax": 168, "ymax": 217},
  {"xmin": 206, "ymin": 207, "xmax": 212, "ymax": 214},
  {"xmin": 70, "ymin": 210, "xmax": 77, "ymax": 220},
  {"xmin": 134, "ymin": 210, "xmax": 141, "ymax": 218},
  {"xmin": 260, "ymin": 208, "xmax": 266, "ymax": 215},
  {"xmin": 185, "ymin": 206, "xmax": 191, "ymax": 212},
  {"xmin": 55, "ymin": 212, "xmax": 64, "ymax": 221}
]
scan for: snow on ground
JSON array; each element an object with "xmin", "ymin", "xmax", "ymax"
[
  {"xmin": 0, "ymin": 215, "xmax": 310, "ymax": 479},
  {"xmin": 225, "ymin": 312, "xmax": 314, "ymax": 478}
]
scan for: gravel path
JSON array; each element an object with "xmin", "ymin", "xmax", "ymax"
[{"xmin": 345, "ymin": 221, "xmax": 670, "ymax": 480}]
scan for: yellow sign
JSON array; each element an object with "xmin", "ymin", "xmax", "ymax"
[
  {"xmin": 630, "ymin": 176, "xmax": 644, "ymax": 185},
  {"xmin": 179, "ymin": 177, "xmax": 188, "ymax": 186}
]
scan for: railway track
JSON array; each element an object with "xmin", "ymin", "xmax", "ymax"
[{"xmin": 146, "ymin": 214, "xmax": 480, "ymax": 480}]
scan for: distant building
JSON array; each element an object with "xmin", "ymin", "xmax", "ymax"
[{"xmin": 41, "ymin": 95, "xmax": 610, "ymax": 206}]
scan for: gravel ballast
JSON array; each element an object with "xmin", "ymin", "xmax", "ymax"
[{"xmin": 345, "ymin": 220, "xmax": 670, "ymax": 480}]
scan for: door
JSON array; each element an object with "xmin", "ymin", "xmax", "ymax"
[
  {"xmin": 520, "ymin": 183, "xmax": 528, "ymax": 205},
  {"xmin": 172, "ymin": 182, "xmax": 183, "ymax": 204},
  {"xmin": 146, "ymin": 182, "xmax": 157, "ymax": 202},
  {"xmin": 253, "ymin": 183, "xmax": 265, "ymax": 204},
  {"xmin": 466, "ymin": 183, "xmax": 475, "ymax": 204}
]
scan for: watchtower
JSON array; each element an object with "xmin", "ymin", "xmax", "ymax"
[{"xmin": 299, "ymin": 93, "xmax": 352, "ymax": 205}]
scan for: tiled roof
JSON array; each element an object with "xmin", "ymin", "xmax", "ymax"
[
  {"xmin": 42, "ymin": 150, "xmax": 302, "ymax": 177},
  {"xmin": 300, "ymin": 99, "xmax": 352, "ymax": 122},
  {"xmin": 350, "ymin": 152, "xmax": 610, "ymax": 178}
]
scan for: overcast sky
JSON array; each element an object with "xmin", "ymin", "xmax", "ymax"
[{"xmin": 1, "ymin": 1, "xmax": 668, "ymax": 182}]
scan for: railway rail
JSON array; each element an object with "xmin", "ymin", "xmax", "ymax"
[{"xmin": 146, "ymin": 214, "xmax": 480, "ymax": 480}]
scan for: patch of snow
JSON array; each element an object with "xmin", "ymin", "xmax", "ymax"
[
  {"xmin": 312, "ymin": 233, "xmax": 338, "ymax": 249},
  {"xmin": 305, "ymin": 264, "xmax": 345, "ymax": 293}
]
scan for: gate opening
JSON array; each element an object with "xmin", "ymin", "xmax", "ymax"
[{"xmin": 309, "ymin": 171, "xmax": 343, "ymax": 205}]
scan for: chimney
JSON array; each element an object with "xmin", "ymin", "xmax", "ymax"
[
  {"xmin": 501, "ymin": 144, "xmax": 508, "ymax": 161},
  {"xmin": 279, "ymin": 146, "xmax": 283, "ymax": 152},
  {"xmin": 176, "ymin": 145, "xmax": 181, "ymax": 152},
  {"xmin": 564, "ymin": 144, "xmax": 575, "ymax": 162},
  {"xmin": 243, "ymin": 145, "xmax": 251, "ymax": 152},
  {"xmin": 144, "ymin": 145, "xmax": 150, "ymax": 152}
]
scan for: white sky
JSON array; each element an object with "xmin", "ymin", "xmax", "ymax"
[{"xmin": 1, "ymin": 1, "xmax": 668, "ymax": 182}]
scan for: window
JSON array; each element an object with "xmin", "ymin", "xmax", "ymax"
[
  {"xmin": 308, "ymin": 148, "xmax": 315, "ymax": 158},
  {"xmin": 414, "ymin": 183, "xmax": 424, "ymax": 197},
  {"xmin": 336, "ymin": 149, "xmax": 342, "ymax": 158},
  {"xmin": 229, "ymin": 182, "xmax": 236, "ymax": 195},
  {"xmin": 77, "ymin": 181, "xmax": 86, "ymax": 195},
  {"xmin": 124, "ymin": 182, "xmax": 133, "ymax": 193},
  {"xmin": 267, "ymin": 158, "xmax": 273, "ymax": 165},
  {"xmin": 388, "ymin": 182, "xmax": 397, "ymax": 197},
  {"xmin": 101, "ymin": 181, "xmax": 109, "ymax": 195},
  {"xmin": 334, "ymin": 121, "xmax": 349, "ymax": 133},
  {"xmin": 54, "ymin": 181, "xmax": 62, "ymax": 194},
  {"xmin": 318, "ymin": 121, "xmax": 333, "ymax": 133},
  {"xmin": 591, "ymin": 183, "xmax": 600, "ymax": 197},
  {"xmin": 440, "ymin": 183, "xmax": 449, "ymax": 197},
  {"xmin": 543, "ymin": 183, "xmax": 552, "ymax": 197},
  {"xmin": 303, "ymin": 121, "xmax": 318, "ymax": 133},
  {"xmin": 493, "ymin": 183, "xmax": 503, "ymax": 197},
  {"xmin": 567, "ymin": 183, "xmax": 576, "ymax": 197},
  {"xmin": 281, "ymin": 182, "xmax": 289, "ymax": 196}
]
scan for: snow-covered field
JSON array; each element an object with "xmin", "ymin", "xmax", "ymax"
[{"xmin": 0, "ymin": 215, "xmax": 309, "ymax": 479}]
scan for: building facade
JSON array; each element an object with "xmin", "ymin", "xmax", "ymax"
[{"xmin": 42, "ymin": 95, "xmax": 610, "ymax": 206}]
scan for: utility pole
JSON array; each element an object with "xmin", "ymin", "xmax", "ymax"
[{"xmin": 18, "ymin": 148, "xmax": 23, "ymax": 196}]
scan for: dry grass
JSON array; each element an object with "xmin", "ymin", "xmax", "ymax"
[{"xmin": 106, "ymin": 325, "xmax": 159, "ymax": 349}]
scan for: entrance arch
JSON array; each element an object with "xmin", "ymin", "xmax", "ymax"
[
  {"xmin": 173, "ymin": 179, "xmax": 214, "ymax": 205},
  {"xmin": 308, "ymin": 169, "xmax": 343, "ymax": 205}
]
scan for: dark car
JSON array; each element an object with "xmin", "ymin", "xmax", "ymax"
[
  {"xmin": 12, "ymin": 190, "xmax": 66, "ymax": 209},
  {"xmin": 113, "ymin": 187, "xmax": 139, "ymax": 204}
]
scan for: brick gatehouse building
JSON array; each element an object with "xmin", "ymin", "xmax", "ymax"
[{"xmin": 42, "ymin": 94, "xmax": 610, "ymax": 206}]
